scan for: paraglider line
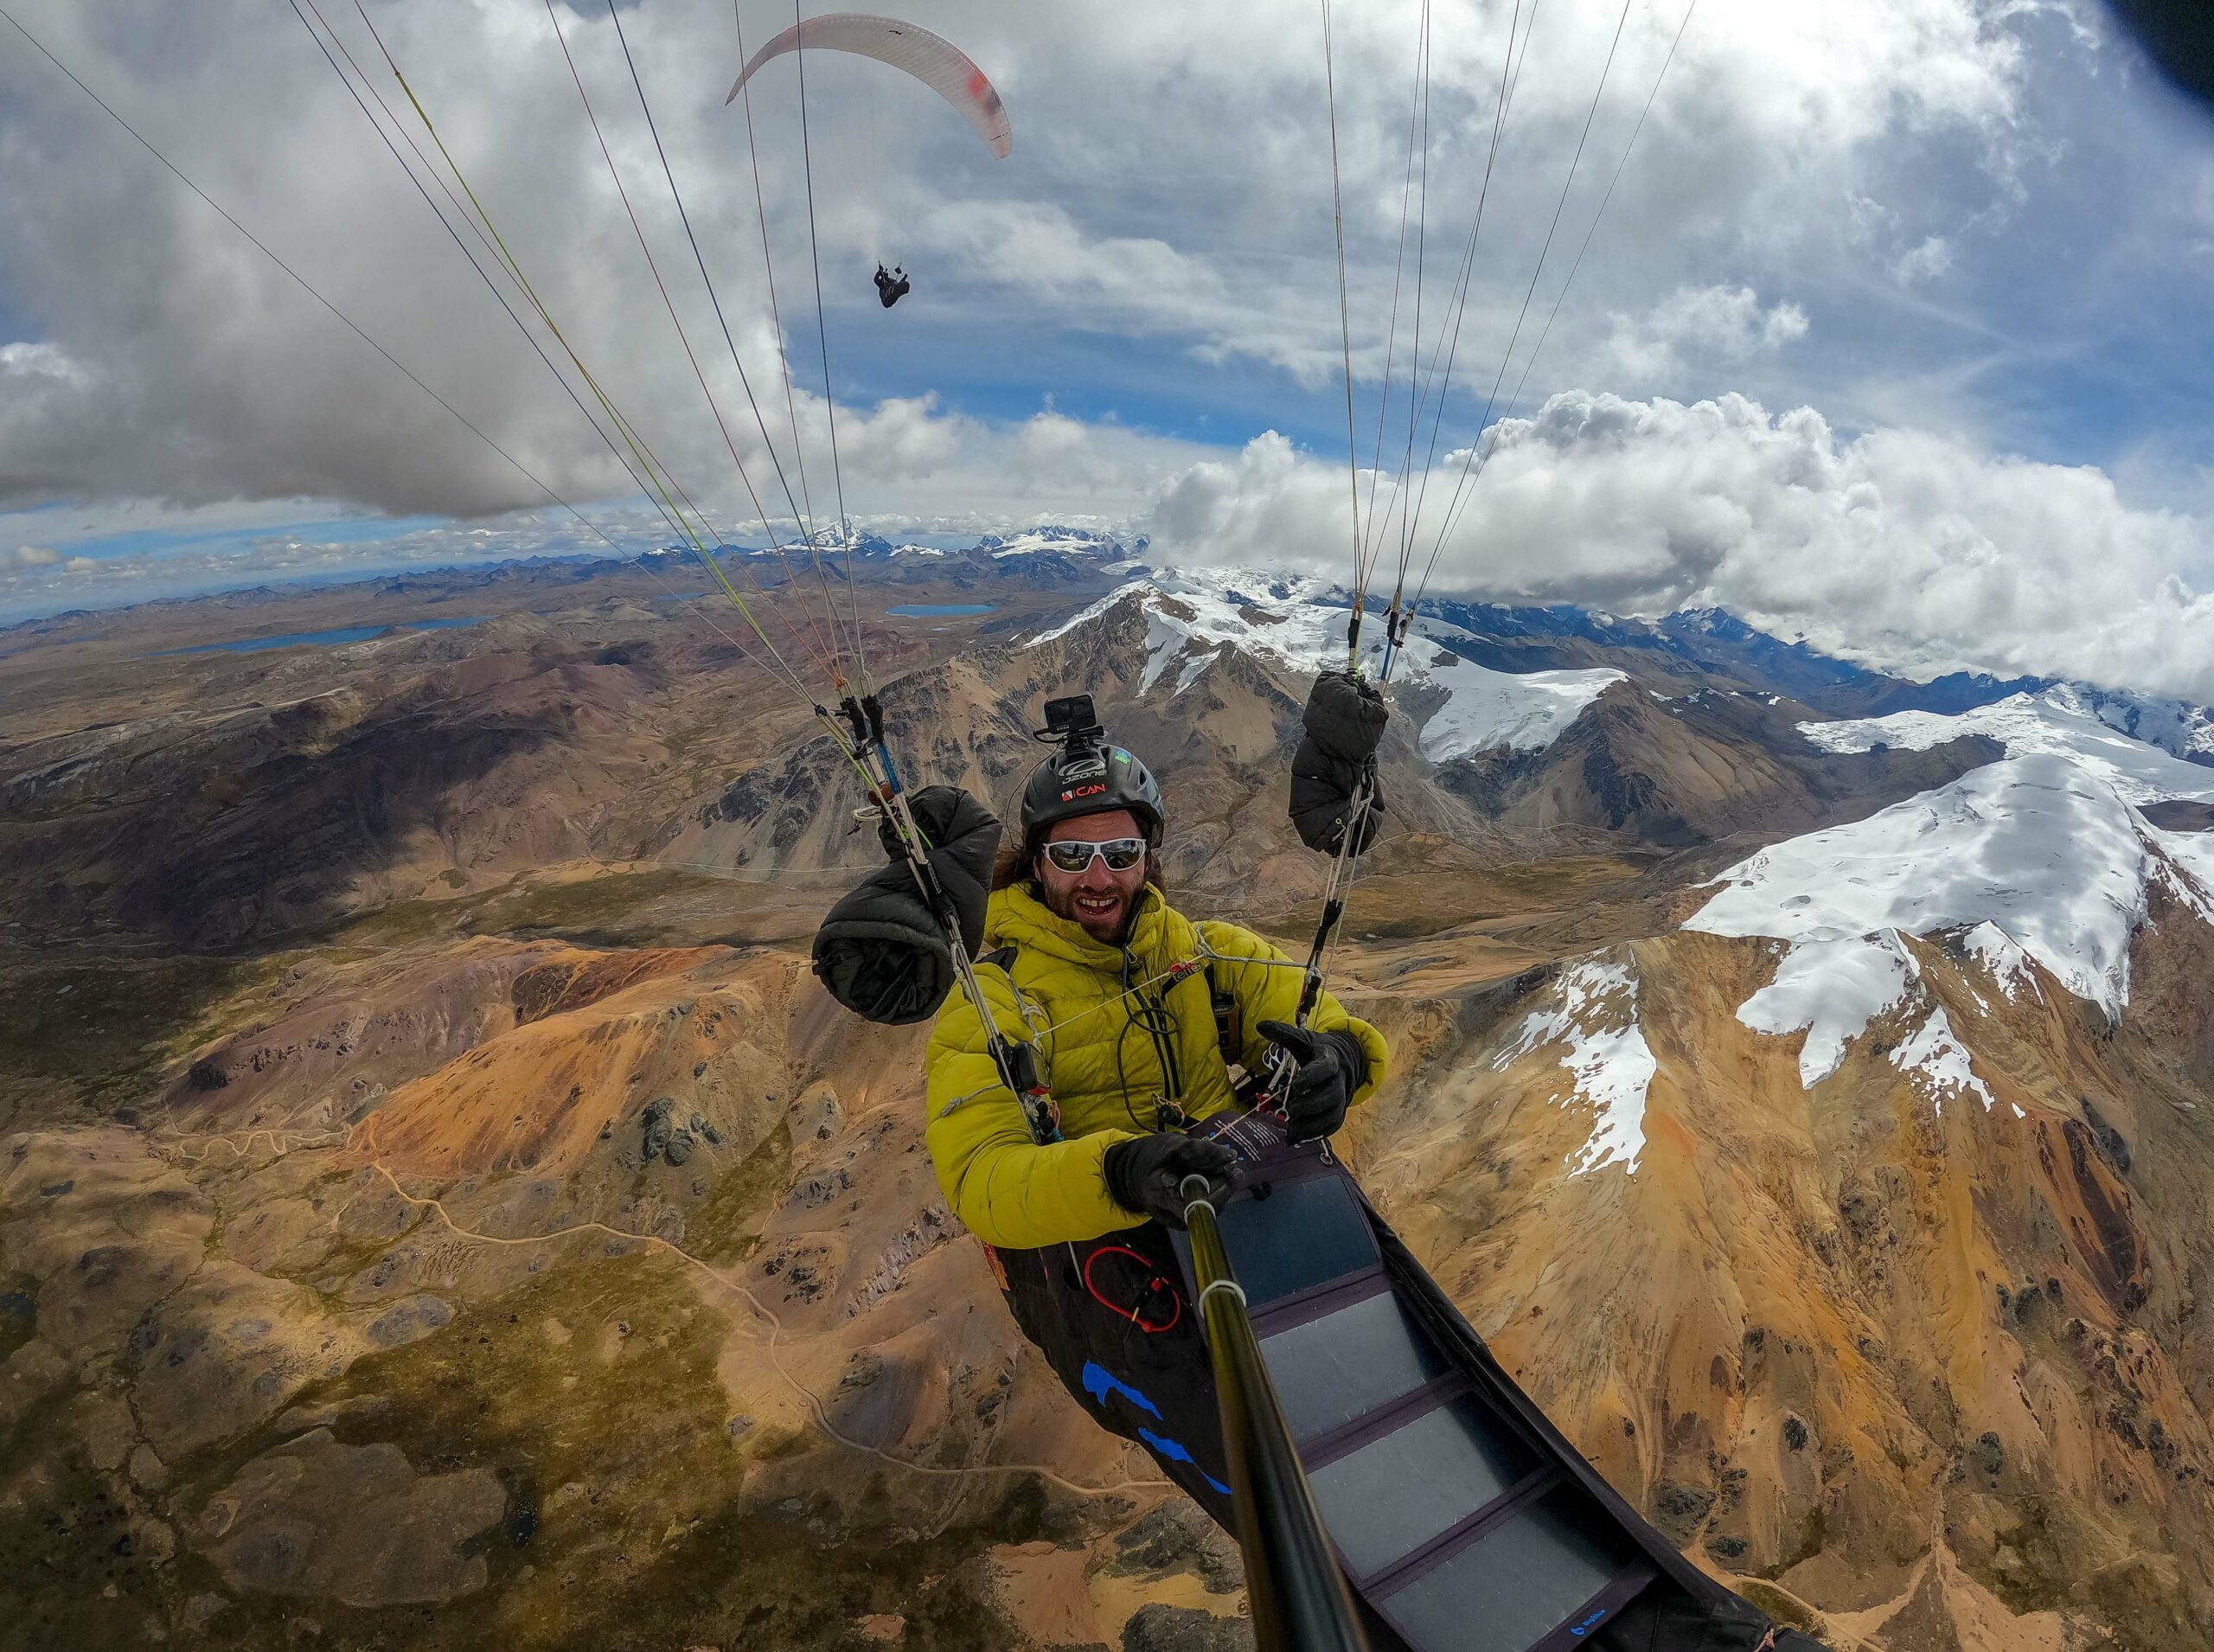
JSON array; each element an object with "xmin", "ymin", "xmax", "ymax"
[
  {"xmin": 543, "ymin": 0, "xmax": 850, "ymax": 685},
  {"xmin": 731, "ymin": 2, "xmax": 825, "ymax": 564},
  {"xmin": 1385, "ymin": 0, "xmax": 1536, "ymax": 590},
  {"xmin": 1, "ymin": 0, "xmax": 829, "ymax": 708},
  {"xmin": 1417, "ymin": 0, "xmax": 1638, "ymax": 597},
  {"xmin": 1397, "ymin": 3, "xmax": 1433, "ymax": 581},
  {"xmin": 608, "ymin": 0, "xmax": 857, "ymax": 676},
  {"xmin": 287, "ymin": 1, "xmax": 854, "ymax": 702},
  {"xmin": 1398, "ymin": 6, "xmax": 1434, "ymax": 579},
  {"xmin": 348, "ymin": 1, "xmax": 726, "ymax": 557},
  {"xmin": 0, "ymin": 6, "xmax": 643, "ymax": 586},
  {"xmin": 790, "ymin": 0, "xmax": 870, "ymax": 686},
  {"xmin": 287, "ymin": 0, "xmax": 705, "ymax": 570},
  {"xmin": 611, "ymin": 0, "xmax": 807, "ymax": 531},
  {"xmin": 1428, "ymin": 0, "xmax": 1699, "ymax": 578},
  {"xmin": 334, "ymin": 0, "xmax": 835, "ymax": 702},
  {"xmin": 1357, "ymin": 0, "xmax": 1430, "ymax": 581},
  {"xmin": 1319, "ymin": 0, "xmax": 1366, "ymax": 664}
]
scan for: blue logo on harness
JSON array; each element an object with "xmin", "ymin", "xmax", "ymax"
[
  {"xmin": 1080, "ymin": 1362, "xmax": 1230, "ymax": 1495},
  {"xmin": 1569, "ymin": 1607, "xmax": 1610, "ymax": 1637},
  {"xmin": 1081, "ymin": 1361, "xmax": 1162, "ymax": 1419},
  {"xmin": 1139, "ymin": 1428, "xmax": 1232, "ymax": 1496}
]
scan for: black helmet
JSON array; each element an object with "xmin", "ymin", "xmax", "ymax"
[
  {"xmin": 1019, "ymin": 740, "xmax": 1165, "ymax": 841},
  {"xmin": 1018, "ymin": 695, "xmax": 1165, "ymax": 842}
]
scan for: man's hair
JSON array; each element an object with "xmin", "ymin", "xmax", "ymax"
[{"xmin": 991, "ymin": 829, "xmax": 1166, "ymax": 896}]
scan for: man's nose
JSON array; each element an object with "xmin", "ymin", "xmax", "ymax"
[{"xmin": 1078, "ymin": 854, "xmax": 1114, "ymax": 887}]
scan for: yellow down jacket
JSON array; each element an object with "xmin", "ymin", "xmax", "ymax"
[{"xmin": 925, "ymin": 882, "xmax": 1388, "ymax": 1250}]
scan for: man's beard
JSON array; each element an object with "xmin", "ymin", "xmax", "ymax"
[{"xmin": 1041, "ymin": 878, "xmax": 1139, "ymax": 944}]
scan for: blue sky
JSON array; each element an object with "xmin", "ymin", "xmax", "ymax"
[{"xmin": 5, "ymin": 1, "xmax": 2214, "ymax": 695}]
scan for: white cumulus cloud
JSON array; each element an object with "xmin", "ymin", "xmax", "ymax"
[{"xmin": 1142, "ymin": 388, "xmax": 2214, "ymax": 701}]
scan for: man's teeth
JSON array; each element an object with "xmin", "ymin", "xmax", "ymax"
[{"xmin": 1077, "ymin": 895, "xmax": 1117, "ymax": 911}]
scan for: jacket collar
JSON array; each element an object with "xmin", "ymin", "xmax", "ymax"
[{"xmin": 985, "ymin": 882, "xmax": 1187, "ymax": 974}]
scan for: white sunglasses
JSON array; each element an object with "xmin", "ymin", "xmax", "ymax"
[{"xmin": 1040, "ymin": 836, "xmax": 1148, "ymax": 874}]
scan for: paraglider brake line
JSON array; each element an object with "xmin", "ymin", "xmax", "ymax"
[{"xmin": 851, "ymin": 724, "xmax": 1055, "ymax": 1141}]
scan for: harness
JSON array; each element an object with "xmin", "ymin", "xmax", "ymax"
[{"xmin": 977, "ymin": 944, "xmax": 1252, "ymax": 1106}]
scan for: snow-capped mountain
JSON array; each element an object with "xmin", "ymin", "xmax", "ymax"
[
  {"xmin": 975, "ymin": 526, "xmax": 1138, "ymax": 560},
  {"xmin": 1799, "ymin": 685, "xmax": 2214, "ymax": 804},
  {"xmin": 1686, "ymin": 753, "xmax": 2214, "ymax": 1019},
  {"xmin": 1674, "ymin": 675, "xmax": 2214, "ymax": 1139},
  {"xmin": 1031, "ymin": 569, "xmax": 1625, "ymax": 761}
]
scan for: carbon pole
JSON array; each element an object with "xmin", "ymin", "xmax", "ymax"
[{"xmin": 1181, "ymin": 1177, "xmax": 1369, "ymax": 1652}]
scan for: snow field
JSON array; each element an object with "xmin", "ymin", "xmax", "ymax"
[
  {"xmin": 1033, "ymin": 570, "xmax": 1623, "ymax": 759},
  {"xmin": 1491, "ymin": 957, "xmax": 1654, "ymax": 1177},
  {"xmin": 1687, "ymin": 754, "xmax": 2171, "ymax": 1015},
  {"xmin": 1799, "ymin": 686, "xmax": 2214, "ymax": 807},
  {"xmin": 1687, "ymin": 749, "xmax": 2214, "ymax": 1112}
]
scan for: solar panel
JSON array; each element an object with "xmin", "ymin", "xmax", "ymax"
[
  {"xmin": 1258, "ymin": 1289, "xmax": 1448, "ymax": 1440},
  {"xmin": 1308, "ymin": 1398, "xmax": 1545, "ymax": 1577},
  {"xmin": 1187, "ymin": 1145, "xmax": 1666, "ymax": 1652}
]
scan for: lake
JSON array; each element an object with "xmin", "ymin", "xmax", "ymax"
[{"xmin": 886, "ymin": 603, "xmax": 995, "ymax": 617}]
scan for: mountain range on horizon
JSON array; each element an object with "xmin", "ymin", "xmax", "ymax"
[{"xmin": 14, "ymin": 522, "xmax": 2204, "ymax": 761}]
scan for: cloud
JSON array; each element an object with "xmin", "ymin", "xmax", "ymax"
[
  {"xmin": 0, "ymin": 0, "xmax": 2090, "ymax": 528},
  {"xmin": 1889, "ymin": 234, "xmax": 1955, "ymax": 285},
  {"xmin": 1142, "ymin": 388, "xmax": 2214, "ymax": 701},
  {"xmin": 8, "ymin": 0, "xmax": 2211, "ymax": 697},
  {"xmin": 839, "ymin": 394, "xmax": 968, "ymax": 483},
  {"xmin": 4, "ymin": 544, "xmax": 62, "ymax": 573},
  {"xmin": 0, "ymin": 396, "xmax": 1215, "ymax": 620},
  {"xmin": 0, "ymin": 342, "xmax": 89, "ymax": 386},
  {"xmin": 1150, "ymin": 430, "xmax": 1346, "ymax": 565},
  {"xmin": 1603, "ymin": 285, "xmax": 1808, "ymax": 381}
]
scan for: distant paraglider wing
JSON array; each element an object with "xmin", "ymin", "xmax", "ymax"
[{"xmin": 726, "ymin": 13, "xmax": 1013, "ymax": 159}]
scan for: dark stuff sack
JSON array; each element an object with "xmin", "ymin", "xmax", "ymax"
[{"xmin": 811, "ymin": 785, "xmax": 1000, "ymax": 1024}]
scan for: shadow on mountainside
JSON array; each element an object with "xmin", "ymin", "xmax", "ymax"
[{"xmin": 0, "ymin": 643, "xmax": 673, "ymax": 952}]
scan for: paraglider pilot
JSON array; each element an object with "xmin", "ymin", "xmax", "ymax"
[
  {"xmin": 905, "ymin": 698, "xmax": 1385, "ymax": 1520},
  {"xmin": 809, "ymin": 690, "xmax": 1389, "ymax": 1523},
  {"xmin": 923, "ymin": 696, "xmax": 1386, "ymax": 1251},
  {"xmin": 874, "ymin": 263, "xmax": 911, "ymax": 307}
]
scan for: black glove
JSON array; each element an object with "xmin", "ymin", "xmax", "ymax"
[
  {"xmin": 1103, "ymin": 1134, "xmax": 1244, "ymax": 1227},
  {"xmin": 1257, "ymin": 1021, "xmax": 1368, "ymax": 1143}
]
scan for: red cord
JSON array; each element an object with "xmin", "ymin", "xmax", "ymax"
[{"xmin": 1083, "ymin": 1245, "xmax": 1183, "ymax": 1334}]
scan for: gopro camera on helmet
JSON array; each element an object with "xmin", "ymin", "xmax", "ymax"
[
  {"xmin": 1039, "ymin": 694, "xmax": 1105, "ymax": 751},
  {"xmin": 1018, "ymin": 693, "xmax": 1166, "ymax": 842}
]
